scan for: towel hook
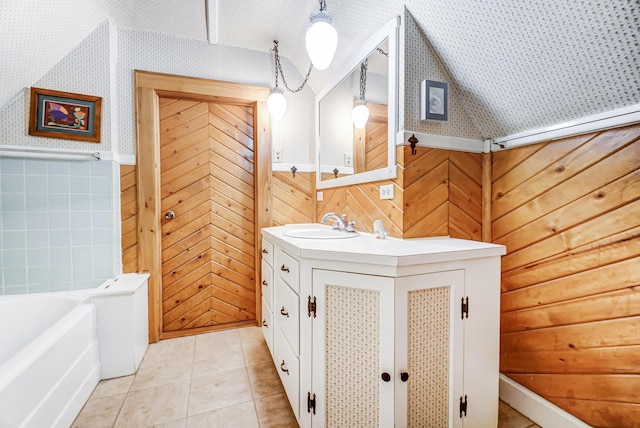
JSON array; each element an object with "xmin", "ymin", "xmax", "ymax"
[
  {"xmin": 333, "ymin": 168, "xmax": 339, "ymax": 178},
  {"xmin": 291, "ymin": 165, "xmax": 297, "ymax": 177},
  {"xmin": 408, "ymin": 134, "xmax": 419, "ymax": 155}
]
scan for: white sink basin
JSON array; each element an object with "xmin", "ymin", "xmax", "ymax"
[{"xmin": 283, "ymin": 228, "xmax": 359, "ymax": 239}]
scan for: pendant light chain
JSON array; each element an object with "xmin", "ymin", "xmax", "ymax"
[
  {"xmin": 272, "ymin": 40, "xmax": 313, "ymax": 94},
  {"xmin": 359, "ymin": 59, "xmax": 368, "ymax": 101}
]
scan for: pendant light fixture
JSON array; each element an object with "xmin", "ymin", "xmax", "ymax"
[
  {"xmin": 268, "ymin": 40, "xmax": 313, "ymax": 120},
  {"xmin": 352, "ymin": 59, "xmax": 369, "ymax": 129},
  {"xmin": 305, "ymin": 0, "xmax": 338, "ymax": 70}
]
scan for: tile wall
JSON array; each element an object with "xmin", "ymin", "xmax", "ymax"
[{"xmin": 0, "ymin": 157, "xmax": 121, "ymax": 295}]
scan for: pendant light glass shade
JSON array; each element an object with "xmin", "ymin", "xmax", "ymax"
[
  {"xmin": 305, "ymin": 12, "xmax": 338, "ymax": 70},
  {"xmin": 352, "ymin": 100, "xmax": 369, "ymax": 129},
  {"xmin": 267, "ymin": 87, "xmax": 287, "ymax": 120}
]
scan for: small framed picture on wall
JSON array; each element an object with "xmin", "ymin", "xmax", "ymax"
[
  {"xmin": 420, "ymin": 80, "xmax": 448, "ymax": 121},
  {"xmin": 29, "ymin": 87, "xmax": 102, "ymax": 142}
]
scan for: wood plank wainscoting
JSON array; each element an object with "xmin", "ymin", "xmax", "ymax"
[
  {"xmin": 495, "ymin": 124, "xmax": 640, "ymax": 427},
  {"xmin": 133, "ymin": 71, "xmax": 271, "ymax": 342}
]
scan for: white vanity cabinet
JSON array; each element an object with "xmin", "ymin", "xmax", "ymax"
[
  {"xmin": 260, "ymin": 239, "xmax": 274, "ymax": 355},
  {"xmin": 261, "ymin": 225, "xmax": 505, "ymax": 428}
]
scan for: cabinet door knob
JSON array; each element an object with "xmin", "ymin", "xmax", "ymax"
[
  {"xmin": 262, "ymin": 319, "xmax": 268, "ymax": 327},
  {"xmin": 262, "ymin": 280, "xmax": 268, "ymax": 286},
  {"xmin": 262, "ymin": 248, "xmax": 268, "ymax": 254},
  {"xmin": 401, "ymin": 372, "xmax": 409, "ymax": 382},
  {"xmin": 280, "ymin": 360, "xmax": 289, "ymax": 375},
  {"xmin": 381, "ymin": 372, "xmax": 391, "ymax": 382},
  {"xmin": 164, "ymin": 211, "xmax": 175, "ymax": 220},
  {"xmin": 281, "ymin": 265, "xmax": 290, "ymax": 273},
  {"xmin": 280, "ymin": 307, "xmax": 289, "ymax": 317}
]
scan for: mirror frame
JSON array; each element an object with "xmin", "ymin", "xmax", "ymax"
[{"xmin": 315, "ymin": 16, "xmax": 400, "ymax": 189}]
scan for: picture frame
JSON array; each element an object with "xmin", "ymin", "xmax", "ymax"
[
  {"xmin": 29, "ymin": 87, "xmax": 102, "ymax": 142},
  {"xmin": 420, "ymin": 80, "xmax": 448, "ymax": 122}
]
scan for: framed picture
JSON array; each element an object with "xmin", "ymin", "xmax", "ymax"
[
  {"xmin": 29, "ymin": 87, "xmax": 102, "ymax": 142},
  {"xmin": 420, "ymin": 80, "xmax": 448, "ymax": 121}
]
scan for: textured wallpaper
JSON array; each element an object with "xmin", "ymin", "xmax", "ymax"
[
  {"xmin": 117, "ymin": 28, "xmax": 315, "ymax": 163},
  {"xmin": 0, "ymin": 21, "xmax": 114, "ymax": 151}
]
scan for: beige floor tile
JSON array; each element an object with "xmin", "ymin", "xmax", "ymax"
[
  {"xmin": 153, "ymin": 419, "xmax": 187, "ymax": 428},
  {"xmin": 188, "ymin": 367, "xmax": 253, "ymax": 416},
  {"xmin": 247, "ymin": 360, "xmax": 285, "ymax": 399},
  {"xmin": 254, "ymin": 392, "xmax": 298, "ymax": 428},
  {"xmin": 498, "ymin": 401, "xmax": 536, "ymax": 428},
  {"xmin": 130, "ymin": 360, "xmax": 193, "ymax": 391},
  {"xmin": 194, "ymin": 329, "xmax": 241, "ymax": 361},
  {"xmin": 114, "ymin": 380, "xmax": 189, "ymax": 427},
  {"xmin": 238, "ymin": 326, "xmax": 265, "ymax": 343},
  {"xmin": 72, "ymin": 393, "xmax": 126, "ymax": 428},
  {"xmin": 142, "ymin": 336, "xmax": 195, "ymax": 365},
  {"xmin": 242, "ymin": 338, "xmax": 272, "ymax": 366},
  {"xmin": 192, "ymin": 343, "xmax": 245, "ymax": 378},
  {"xmin": 90, "ymin": 375, "xmax": 134, "ymax": 399},
  {"xmin": 186, "ymin": 401, "xmax": 259, "ymax": 428}
]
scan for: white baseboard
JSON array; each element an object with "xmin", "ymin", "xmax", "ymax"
[{"xmin": 499, "ymin": 374, "xmax": 591, "ymax": 428}]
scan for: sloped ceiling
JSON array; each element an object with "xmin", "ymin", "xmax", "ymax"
[{"xmin": 1, "ymin": 0, "xmax": 637, "ymax": 138}]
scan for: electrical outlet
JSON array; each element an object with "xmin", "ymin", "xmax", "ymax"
[
  {"xmin": 317, "ymin": 191, "xmax": 324, "ymax": 201},
  {"xmin": 273, "ymin": 148, "xmax": 283, "ymax": 163},
  {"xmin": 380, "ymin": 184, "xmax": 394, "ymax": 200},
  {"xmin": 344, "ymin": 153, "xmax": 353, "ymax": 167}
]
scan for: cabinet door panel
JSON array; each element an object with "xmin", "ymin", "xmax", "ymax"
[
  {"xmin": 261, "ymin": 260, "xmax": 273, "ymax": 311},
  {"xmin": 275, "ymin": 277, "xmax": 300, "ymax": 354},
  {"xmin": 261, "ymin": 297, "xmax": 273, "ymax": 355},
  {"xmin": 274, "ymin": 326, "xmax": 300, "ymax": 421},
  {"xmin": 312, "ymin": 270, "xmax": 395, "ymax": 428},
  {"xmin": 395, "ymin": 270, "xmax": 465, "ymax": 428}
]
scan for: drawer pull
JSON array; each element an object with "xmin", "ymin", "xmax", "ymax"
[
  {"xmin": 281, "ymin": 264, "xmax": 290, "ymax": 273},
  {"xmin": 280, "ymin": 360, "xmax": 289, "ymax": 375},
  {"xmin": 262, "ymin": 280, "xmax": 268, "ymax": 287},
  {"xmin": 401, "ymin": 372, "xmax": 409, "ymax": 382},
  {"xmin": 262, "ymin": 248, "xmax": 269, "ymax": 254},
  {"xmin": 262, "ymin": 319, "xmax": 268, "ymax": 327},
  {"xmin": 381, "ymin": 372, "xmax": 391, "ymax": 382},
  {"xmin": 280, "ymin": 307, "xmax": 289, "ymax": 317}
]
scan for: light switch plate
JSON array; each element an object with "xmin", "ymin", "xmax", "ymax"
[
  {"xmin": 380, "ymin": 184, "xmax": 394, "ymax": 200},
  {"xmin": 317, "ymin": 191, "xmax": 323, "ymax": 201}
]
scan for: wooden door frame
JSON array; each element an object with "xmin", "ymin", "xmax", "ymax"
[{"xmin": 134, "ymin": 70, "xmax": 272, "ymax": 342}]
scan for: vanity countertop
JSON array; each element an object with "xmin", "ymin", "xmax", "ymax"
[{"xmin": 262, "ymin": 224, "xmax": 506, "ymax": 268}]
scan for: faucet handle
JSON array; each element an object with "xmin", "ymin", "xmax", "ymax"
[
  {"xmin": 340, "ymin": 214, "xmax": 347, "ymax": 224},
  {"xmin": 346, "ymin": 221, "xmax": 357, "ymax": 232}
]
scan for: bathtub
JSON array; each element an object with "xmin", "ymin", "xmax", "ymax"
[{"xmin": 0, "ymin": 292, "xmax": 100, "ymax": 428}]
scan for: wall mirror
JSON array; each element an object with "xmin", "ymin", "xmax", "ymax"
[{"xmin": 316, "ymin": 16, "xmax": 400, "ymax": 189}]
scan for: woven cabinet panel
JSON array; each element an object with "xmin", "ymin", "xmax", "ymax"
[
  {"xmin": 325, "ymin": 285, "xmax": 380, "ymax": 427},
  {"xmin": 408, "ymin": 286, "xmax": 450, "ymax": 427}
]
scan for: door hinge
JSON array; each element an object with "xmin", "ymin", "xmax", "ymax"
[
  {"xmin": 307, "ymin": 392, "xmax": 316, "ymax": 414},
  {"xmin": 461, "ymin": 296, "xmax": 469, "ymax": 319},
  {"xmin": 459, "ymin": 395, "xmax": 468, "ymax": 418},
  {"xmin": 308, "ymin": 295, "xmax": 317, "ymax": 318}
]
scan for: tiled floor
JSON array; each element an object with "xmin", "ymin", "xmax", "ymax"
[{"xmin": 73, "ymin": 326, "xmax": 539, "ymax": 427}]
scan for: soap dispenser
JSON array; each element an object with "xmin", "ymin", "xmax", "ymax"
[{"xmin": 373, "ymin": 220, "xmax": 389, "ymax": 239}]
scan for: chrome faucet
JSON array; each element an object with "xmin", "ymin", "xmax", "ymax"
[{"xmin": 321, "ymin": 212, "xmax": 346, "ymax": 231}]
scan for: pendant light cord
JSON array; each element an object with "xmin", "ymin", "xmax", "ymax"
[
  {"xmin": 272, "ymin": 40, "xmax": 313, "ymax": 94},
  {"xmin": 359, "ymin": 59, "xmax": 368, "ymax": 101}
]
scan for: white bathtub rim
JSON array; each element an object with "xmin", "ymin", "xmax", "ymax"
[{"xmin": 0, "ymin": 303, "xmax": 95, "ymax": 392}]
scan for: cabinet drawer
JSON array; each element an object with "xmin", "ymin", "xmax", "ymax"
[
  {"xmin": 261, "ymin": 298, "xmax": 273, "ymax": 357},
  {"xmin": 277, "ymin": 249, "xmax": 300, "ymax": 293},
  {"xmin": 261, "ymin": 259, "xmax": 273, "ymax": 311},
  {"xmin": 261, "ymin": 239, "xmax": 274, "ymax": 266},
  {"xmin": 275, "ymin": 277, "xmax": 299, "ymax": 355},
  {"xmin": 274, "ymin": 326, "xmax": 299, "ymax": 421}
]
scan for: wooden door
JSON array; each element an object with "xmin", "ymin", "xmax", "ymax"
[{"xmin": 159, "ymin": 97, "xmax": 256, "ymax": 334}]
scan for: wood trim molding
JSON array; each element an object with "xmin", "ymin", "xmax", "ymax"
[
  {"xmin": 134, "ymin": 70, "xmax": 271, "ymax": 342},
  {"xmin": 482, "ymin": 152, "xmax": 492, "ymax": 242}
]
